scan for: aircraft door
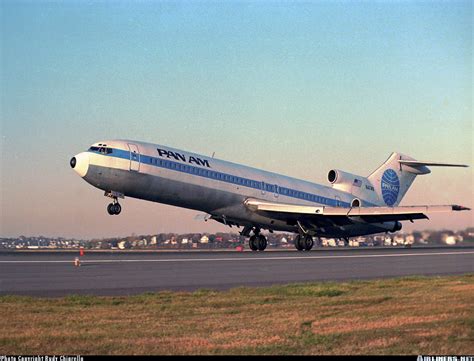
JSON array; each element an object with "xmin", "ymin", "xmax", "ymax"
[
  {"xmin": 274, "ymin": 184, "xmax": 279, "ymax": 198},
  {"xmin": 335, "ymin": 195, "xmax": 342, "ymax": 207},
  {"xmin": 128, "ymin": 143, "xmax": 140, "ymax": 172}
]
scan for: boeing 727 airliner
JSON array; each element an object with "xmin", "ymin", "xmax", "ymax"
[{"xmin": 70, "ymin": 140, "xmax": 469, "ymax": 251}]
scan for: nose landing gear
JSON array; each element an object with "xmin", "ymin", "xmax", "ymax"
[
  {"xmin": 104, "ymin": 191, "xmax": 124, "ymax": 216},
  {"xmin": 107, "ymin": 200, "xmax": 122, "ymax": 215}
]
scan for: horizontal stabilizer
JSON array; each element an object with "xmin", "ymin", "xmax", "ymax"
[
  {"xmin": 399, "ymin": 160, "xmax": 468, "ymax": 167},
  {"xmin": 397, "ymin": 159, "xmax": 468, "ymax": 176}
]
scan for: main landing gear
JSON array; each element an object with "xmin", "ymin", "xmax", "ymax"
[
  {"xmin": 244, "ymin": 227, "xmax": 267, "ymax": 252},
  {"xmin": 294, "ymin": 234, "xmax": 314, "ymax": 251},
  {"xmin": 249, "ymin": 234, "xmax": 267, "ymax": 251},
  {"xmin": 107, "ymin": 199, "xmax": 121, "ymax": 215}
]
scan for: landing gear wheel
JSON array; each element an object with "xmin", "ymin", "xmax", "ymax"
[
  {"xmin": 107, "ymin": 203, "xmax": 115, "ymax": 215},
  {"xmin": 249, "ymin": 235, "xmax": 258, "ymax": 251},
  {"xmin": 113, "ymin": 203, "xmax": 121, "ymax": 215},
  {"xmin": 107, "ymin": 201, "xmax": 122, "ymax": 215},
  {"xmin": 304, "ymin": 236, "xmax": 313, "ymax": 251},
  {"xmin": 294, "ymin": 235, "xmax": 303, "ymax": 251},
  {"xmin": 257, "ymin": 235, "xmax": 267, "ymax": 251}
]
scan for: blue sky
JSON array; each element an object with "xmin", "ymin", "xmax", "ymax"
[{"xmin": 1, "ymin": 1, "xmax": 472, "ymax": 238}]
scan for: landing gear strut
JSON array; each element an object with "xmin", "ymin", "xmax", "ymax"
[
  {"xmin": 294, "ymin": 234, "xmax": 314, "ymax": 251},
  {"xmin": 248, "ymin": 228, "xmax": 267, "ymax": 251},
  {"xmin": 107, "ymin": 199, "xmax": 122, "ymax": 215}
]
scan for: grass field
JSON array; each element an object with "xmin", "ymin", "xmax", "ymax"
[{"xmin": 1, "ymin": 275, "xmax": 473, "ymax": 355}]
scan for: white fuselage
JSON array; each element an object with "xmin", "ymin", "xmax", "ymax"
[{"xmin": 71, "ymin": 139, "xmax": 398, "ymax": 237}]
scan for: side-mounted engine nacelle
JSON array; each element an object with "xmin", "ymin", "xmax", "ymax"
[
  {"xmin": 327, "ymin": 169, "xmax": 379, "ymax": 206},
  {"xmin": 328, "ymin": 169, "xmax": 367, "ymax": 192},
  {"xmin": 390, "ymin": 221, "xmax": 403, "ymax": 233}
]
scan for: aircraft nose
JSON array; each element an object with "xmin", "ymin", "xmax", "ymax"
[{"xmin": 71, "ymin": 152, "xmax": 89, "ymax": 177}]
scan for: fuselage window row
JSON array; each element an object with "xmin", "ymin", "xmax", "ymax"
[{"xmin": 92, "ymin": 148, "xmax": 341, "ymax": 207}]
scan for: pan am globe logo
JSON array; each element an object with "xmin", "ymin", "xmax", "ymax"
[{"xmin": 381, "ymin": 169, "xmax": 400, "ymax": 206}]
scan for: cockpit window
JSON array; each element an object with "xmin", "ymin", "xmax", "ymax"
[{"xmin": 89, "ymin": 146, "xmax": 112, "ymax": 154}]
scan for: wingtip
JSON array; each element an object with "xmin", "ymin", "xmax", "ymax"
[{"xmin": 452, "ymin": 205, "xmax": 471, "ymax": 211}]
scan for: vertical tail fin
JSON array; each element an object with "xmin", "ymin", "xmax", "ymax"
[
  {"xmin": 367, "ymin": 153, "xmax": 418, "ymax": 206},
  {"xmin": 367, "ymin": 153, "xmax": 468, "ymax": 207}
]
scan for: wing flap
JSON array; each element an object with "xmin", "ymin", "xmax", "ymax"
[{"xmin": 244, "ymin": 198, "xmax": 470, "ymax": 224}]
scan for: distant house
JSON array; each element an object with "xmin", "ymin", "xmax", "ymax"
[
  {"xmin": 443, "ymin": 235, "xmax": 456, "ymax": 245},
  {"xmin": 393, "ymin": 235, "xmax": 405, "ymax": 245},
  {"xmin": 405, "ymin": 234, "xmax": 415, "ymax": 245},
  {"xmin": 349, "ymin": 239, "xmax": 359, "ymax": 247},
  {"xmin": 441, "ymin": 234, "xmax": 462, "ymax": 245},
  {"xmin": 323, "ymin": 238, "xmax": 336, "ymax": 247}
]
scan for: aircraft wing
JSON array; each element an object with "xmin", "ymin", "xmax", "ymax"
[{"xmin": 244, "ymin": 198, "xmax": 470, "ymax": 225}]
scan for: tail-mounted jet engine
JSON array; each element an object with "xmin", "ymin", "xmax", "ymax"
[{"xmin": 328, "ymin": 169, "xmax": 368, "ymax": 193}]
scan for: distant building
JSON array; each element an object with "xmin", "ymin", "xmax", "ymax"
[
  {"xmin": 441, "ymin": 234, "xmax": 462, "ymax": 245},
  {"xmin": 323, "ymin": 238, "xmax": 337, "ymax": 247},
  {"xmin": 443, "ymin": 235, "xmax": 456, "ymax": 245},
  {"xmin": 349, "ymin": 239, "xmax": 359, "ymax": 247},
  {"xmin": 393, "ymin": 235, "xmax": 405, "ymax": 245},
  {"xmin": 405, "ymin": 234, "xmax": 415, "ymax": 245}
]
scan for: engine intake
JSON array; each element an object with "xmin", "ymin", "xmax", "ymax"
[
  {"xmin": 327, "ymin": 169, "xmax": 368, "ymax": 194},
  {"xmin": 328, "ymin": 169, "xmax": 338, "ymax": 183}
]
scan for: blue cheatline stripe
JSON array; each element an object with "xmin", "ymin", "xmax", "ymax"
[{"xmin": 88, "ymin": 148, "xmax": 354, "ymax": 208}]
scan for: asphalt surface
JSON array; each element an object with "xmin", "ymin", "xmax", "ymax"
[{"xmin": 1, "ymin": 247, "xmax": 473, "ymax": 297}]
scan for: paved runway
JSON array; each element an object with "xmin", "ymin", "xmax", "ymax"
[{"xmin": 1, "ymin": 247, "xmax": 473, "ymax": 296}]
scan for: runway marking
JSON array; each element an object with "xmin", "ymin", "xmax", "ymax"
[{"xmin": 0, "ymin": 251, "xmax": 473, "ymax": 264}]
